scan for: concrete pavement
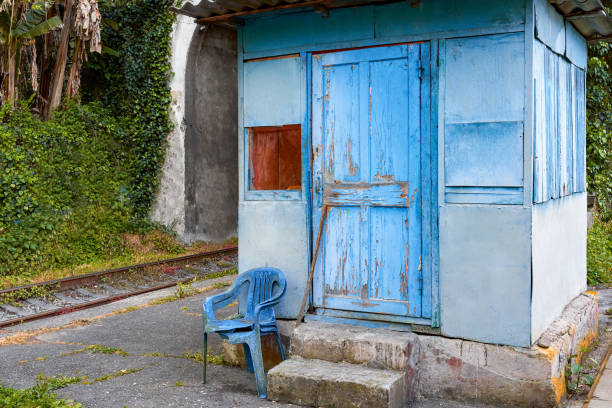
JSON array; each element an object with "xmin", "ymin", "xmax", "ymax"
[
  {"xmin": 3, "ymin": 274, "xmax": 605, "ymax": 407},
  {"xmin": 0, "ymin": 275, "xmax": 295, "ymax": 407}
]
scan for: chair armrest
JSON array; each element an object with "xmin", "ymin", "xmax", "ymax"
[{"xmin": 203, "ymin": 286, "xmax": 239, "ymax": 324}]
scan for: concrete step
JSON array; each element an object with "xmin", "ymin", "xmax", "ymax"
[
  {"xmin": 267, "ymin": 357, "xmax": 406, "ymax": 408},
  {"xmin": 290, "ymin": 321, "xmax": 419, "ymax": 371}
]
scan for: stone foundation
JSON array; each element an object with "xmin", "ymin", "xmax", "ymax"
[
  {"xmin": 420, "ymin": 292, "xmax": 597, "ymax": 406},
  {"xmin": 416, "ymin": 293, "xmax": 597, "ymax": 406},
  {"xmin": 223, "ymin": 292, "xmax": 598, "ymax": 407}
]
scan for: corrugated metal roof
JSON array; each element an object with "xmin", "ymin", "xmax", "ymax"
[
  {"xmin": 549, "ymin": 0, "xmax": 612, "ymax": 41},
  {"xmin": 171, "ymin": 0, "xmax": 384, "ymax": 21},
  {"xmin": 173, "ymin": 0, "xmax": 307, "ymax": 20},
  {"xmin": 171, "ymin": 0, "xmax": 612, "ymax": 42}
]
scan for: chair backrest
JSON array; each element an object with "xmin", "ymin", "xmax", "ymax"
[{"xmin": 235, "ymin": 267, "xmax": 286, "ymax": 322}]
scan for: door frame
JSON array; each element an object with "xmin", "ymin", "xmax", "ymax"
[{"xmin": 306, "ymin": 41, "xmax": 440, "ymax": 327}]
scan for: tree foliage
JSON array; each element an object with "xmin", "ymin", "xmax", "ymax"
[
  {"xmin": 0, "ymin": 101, "xmax": 134, "ymax": 276},
  {"xmin": 0, "ymin": 0, "xmax": 102, "ymax": 110},
  {"xmin": 0, "ymin": 0, "xmax": 62, "ymax": 104},
  {"xmin": 0, "ymin": 0, "xmax": 176, "ymax": 280},
  {"xmin": 587, "ymin": 41, "xmax": 612, "ymax": 219}
]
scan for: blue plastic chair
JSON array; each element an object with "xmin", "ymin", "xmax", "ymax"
[{"xmin": 202, "ymin": 267, "xmax": 287, "ymax": 398}]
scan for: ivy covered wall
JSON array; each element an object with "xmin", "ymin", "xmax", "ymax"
[{"xmin": 83, "ymin": 0, "xmax": 176, "ymax": 218}]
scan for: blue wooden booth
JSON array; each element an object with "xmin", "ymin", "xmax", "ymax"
[{"xmin": 175, "ymin": 0, "xmax": 612, "ymax": 348}]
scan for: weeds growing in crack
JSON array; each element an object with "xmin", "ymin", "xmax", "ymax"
[
  {"xmin": 182, "ymin": 350, "xmax": 229, "ymax": 366},
  {"xmin": 141, "ymin": 351, "xmax": 169, "ymax": 357},
  {"xmin": 174, "ymin": 281, "xmax": 199, "ymax": 299},
  {"xmin": 71, "ymin": 344, "xmax": 129, "ymax": 356},
  {"xmin": 80, "ymin": 364, "xmax": 155, "ymax": 384},
  {"xmin": 36, "ymin": 374, "xmax": 84, "ymax": 390},
  {"xmin": 148, "ymin": 281, "xmax": 231, "ymax": 307}
]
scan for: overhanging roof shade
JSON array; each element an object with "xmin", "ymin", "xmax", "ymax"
[{"xmin": 171, "ymin": 0, "xmax": 612, "ymax": 42}]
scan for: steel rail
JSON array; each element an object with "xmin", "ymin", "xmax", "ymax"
[
  {"xmin": 0, "ymin": 246, "xmax": 237, "ymax": 295},
  {"xmin": 0, "ymin": 246, "xmax": 238, "ymax": 328}
]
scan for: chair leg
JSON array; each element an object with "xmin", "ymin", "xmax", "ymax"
[
  {"xmin": 274, "ymin": 330, "xmax": 285, "ymax": 361},
  {"xmin": 202, "ymin": 332, "xmax": 208, "ymax": 384},
  {"xmin": 247, "ymin": 333, "xmax": 267, "ymax": 399},
  {"xmin": 243, "ymin": 343, "xmax": 254, "ymax": 373}
]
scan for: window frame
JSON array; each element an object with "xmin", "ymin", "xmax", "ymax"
[
  {"xmin": 244, "ymin": 126, "xmax": 304, "ymax": 201},
  {"xmin": 241, "ymin": 53, "xmax": 309, "ymax": 202}
]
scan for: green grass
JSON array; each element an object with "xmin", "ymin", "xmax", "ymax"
[{"xmin": 0, "ymin": 375, "xmax": 82, "ymax": 408}]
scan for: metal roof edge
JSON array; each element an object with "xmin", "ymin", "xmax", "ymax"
[{"xmin": 170, "ymin": 0, "xmax": 612, "ymax": 42}]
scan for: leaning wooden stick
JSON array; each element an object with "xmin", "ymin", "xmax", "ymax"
[{"xmin": 296, "ymin": 204, "xmax": 329, "ymax": 325}]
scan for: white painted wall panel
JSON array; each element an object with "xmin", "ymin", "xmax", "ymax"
[
  {"xmin": 439, "ymin": 205, "xmax": 532, "ymax": 347},
  {"xmin": 531, "ymin": 193, "xmax": 587, "ymax": 343},
  {"xmin": 239, "ymin": 201, "xmax": 309, "ymax": 319}
]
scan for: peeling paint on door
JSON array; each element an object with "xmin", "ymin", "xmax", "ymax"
[{"xmin": 312, "ymin": 43, "xmax": 430, "ymax": 318}]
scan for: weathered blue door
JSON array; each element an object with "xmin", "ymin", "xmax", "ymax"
[{"xmin": 312, "ymin": 43, "xmax": 431, "ymax": 319}]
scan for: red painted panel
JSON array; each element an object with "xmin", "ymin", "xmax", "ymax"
[
  {"xmin": 279, "ymin": 124, "xmax": 301, "ymax": 190},
  {"xmin": 249, "ymin": 125, "xmax": 301, "ymax": 191},
  {"xmin": 250, "ymin": 127, "xmax": 279, "ymax": 190}
]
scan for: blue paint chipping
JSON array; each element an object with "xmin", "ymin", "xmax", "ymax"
[
  {"xmin": 443, "ymin": 33, "xmax": 525, "ymax": 205},
  {"xmin": 311, "ymin": 43, "xmax": 432, "ymax": 319}
]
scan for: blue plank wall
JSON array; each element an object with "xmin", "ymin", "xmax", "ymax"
[
  {"xmin": 234, "ymin": 0, "xmax": 566, "ymax": 348},
  {"xmin": 439, "ymin": 31, "xmax": 532, "ymax": 347},
  {"xmin": 530, "ymin": 0, "xmax": 587, "ymax": 343}
]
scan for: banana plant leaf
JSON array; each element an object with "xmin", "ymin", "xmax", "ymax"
[
  {"xmin": 21, "ymin": 15, "xmax": 62, "ymax": 39},
  {"xmin": 102, "ymin": 45, "xmax": 120, "ymax": 56},
  {"xmin": 13, "ymin": 0, "xmax": 55, "ymax": 37}
]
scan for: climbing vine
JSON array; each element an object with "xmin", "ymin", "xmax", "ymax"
[
  {"xmin": 83, "ymin": 0, "xmax": 175, "ymax": 218},
  {"xmin": 0, "ymin": 101, "xmax": 133, "ymax": 276}
]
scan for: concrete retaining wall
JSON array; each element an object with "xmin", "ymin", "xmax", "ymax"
[{"xmin": 152, "ymin": 18, "xmax": 238, "ymax": 243}]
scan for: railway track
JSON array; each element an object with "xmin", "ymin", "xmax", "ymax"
[{"xmin": 0, "ymin": 246, "xmax": 238, "ymax": 328}]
